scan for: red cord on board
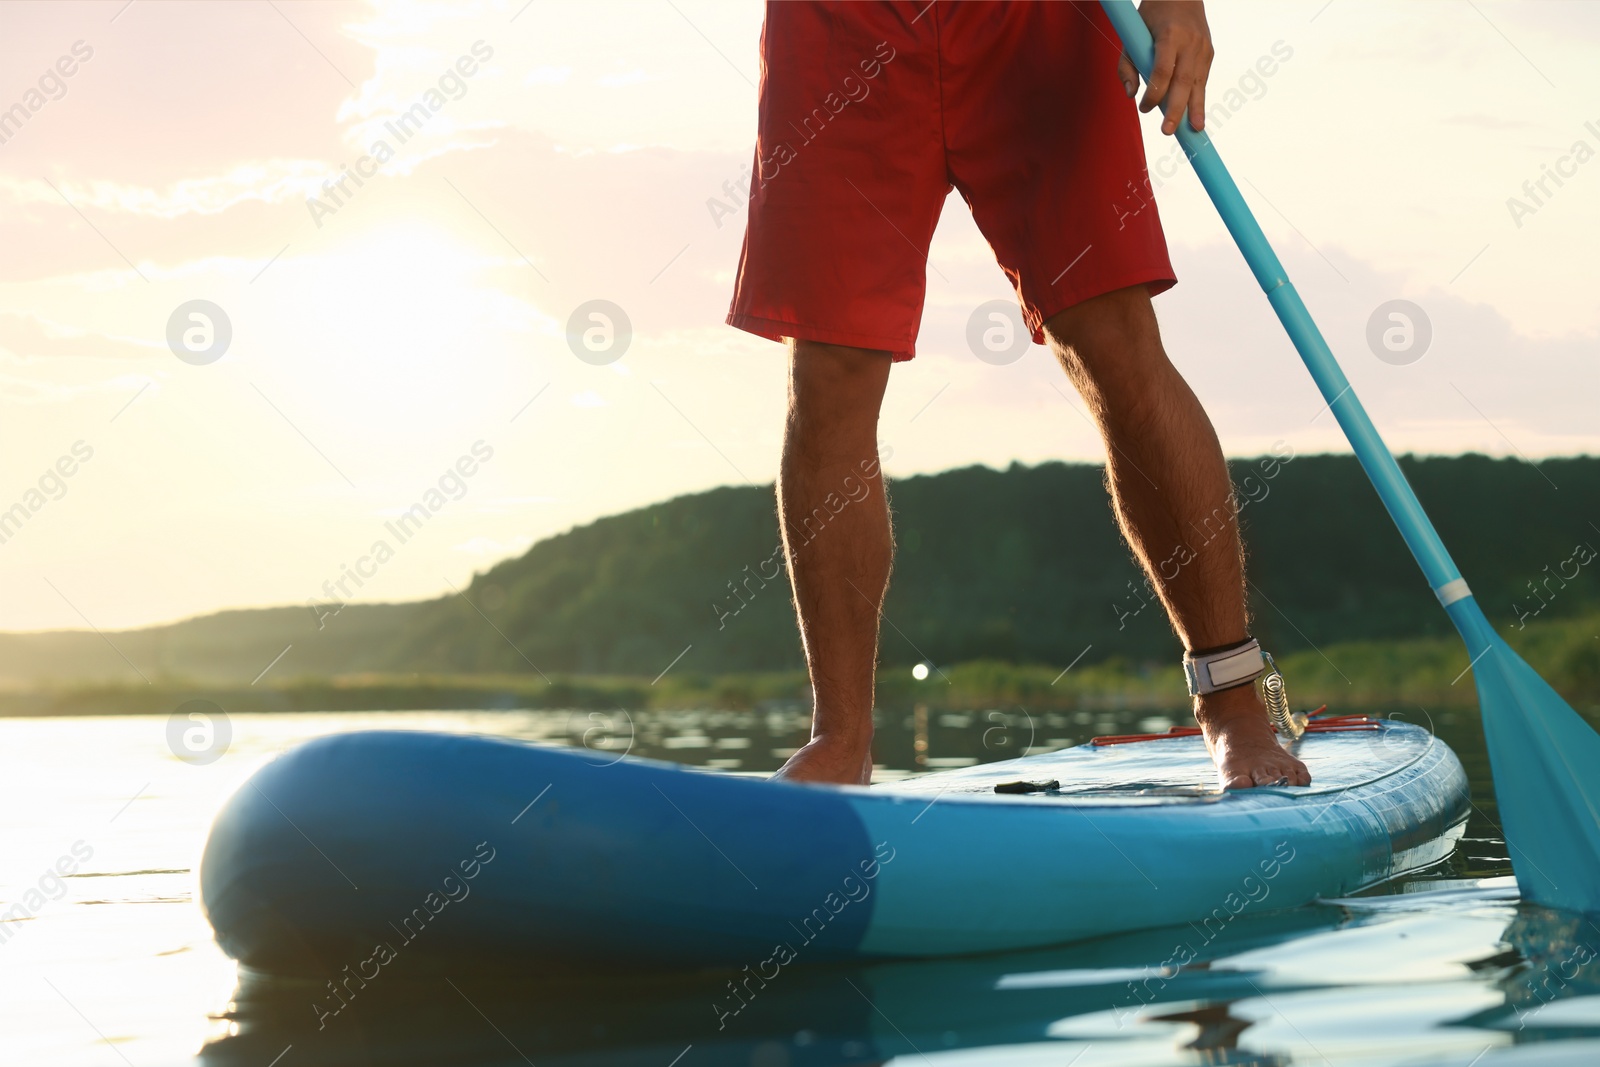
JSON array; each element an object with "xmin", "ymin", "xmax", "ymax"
[{"xmin": 1090, "ymin": 706, "xmax": 1382, "ymax": 746}]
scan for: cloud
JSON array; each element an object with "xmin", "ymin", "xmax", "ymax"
[
  {"xmin": 0, "ymin": 311, "xmax": 161, "ymax": 361},
  {"xmin": 910, "ymin": 225, "xmax": 1600, "ymax": 460},
  {"xmin": 1501, "ymin": 0, "xmax": 1600, "ymax": 44},
  {"xmin": 0, "ymin": 165, "xmax": 329, "ymax": 219}
]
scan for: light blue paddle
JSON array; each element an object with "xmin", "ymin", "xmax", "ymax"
[{"xmin": 1101, "ymin": 0, "xmax": 1600, "ymax": 914}]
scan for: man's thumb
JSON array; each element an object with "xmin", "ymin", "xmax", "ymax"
[{"xmin": 1116, "ymin": 53, "xmax": 1139, "ymax": 99}]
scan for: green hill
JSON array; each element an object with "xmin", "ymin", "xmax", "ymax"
[
  {"xmin": 393, "ymin": 451, "xmax": 1600, "ymax": 678},
  {"xmin": 0, "ymin": 453, "xmax": 1594, "ymax": 688}
]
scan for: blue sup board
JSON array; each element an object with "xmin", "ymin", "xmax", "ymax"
[{"xmin": 200, "ymin": 721, "xmax": 1467, "ymax": 972}]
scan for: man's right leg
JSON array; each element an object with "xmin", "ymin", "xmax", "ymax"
[{"xmin": 772, "ymin": 340, "xmax": 893, "ymax": 785}]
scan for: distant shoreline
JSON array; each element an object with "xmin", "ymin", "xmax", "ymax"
[{"xmin": 3, "ymin": 615, "xmax": 1595, "ymax": 718}]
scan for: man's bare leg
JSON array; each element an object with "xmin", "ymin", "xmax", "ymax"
[
  {"xmin": 1044, "ymin": 286, "xmax": 1311, "ymax": 789},
  {"xmin": 771, "ymin": 340, "xmax": 893, "ymax": 785}
]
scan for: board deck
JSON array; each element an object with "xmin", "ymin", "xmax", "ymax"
[{"xmin": 878, "ymin": 724, "xmax": 1426, "ymax": 803}]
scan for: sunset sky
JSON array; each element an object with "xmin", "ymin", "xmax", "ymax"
[{"xmin": 0, "ymin": 0, "xmax": 1596, "ymax": 632}]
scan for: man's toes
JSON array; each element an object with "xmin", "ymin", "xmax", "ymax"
[
  {"xmin": 1274, "ymin": 754, "xmax": 1310, "ymax": 787},
  {"xmin": 1264, "ymin": 759, "xmax": 1312, "ymax": 787},
  {"xmin": 1221, "ymin": 769, "xmax": 1254, "ymax": 790},
  {"xmin": 1243, "ymin": 760, "xmax": 1299, "ymax": 787}
]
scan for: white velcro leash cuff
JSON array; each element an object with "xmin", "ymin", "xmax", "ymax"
[{"xmin": 1183, "ymin": 638, "xmax": 1265, "ymax": 696}]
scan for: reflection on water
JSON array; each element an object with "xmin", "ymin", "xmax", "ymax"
[
  {"xmin": 0, "ymin": 705, "xmax": 1595, "ymax": 1066},
  {"xmin": 199, "ymin": 888, "xmax": 1600, "ymax": 1067}
]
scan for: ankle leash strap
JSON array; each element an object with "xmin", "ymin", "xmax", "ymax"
[{"xmin": 1183, "ymin": 637, "xmax": 1265, "ymax": 696}]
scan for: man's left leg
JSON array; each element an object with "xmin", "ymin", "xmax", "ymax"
[{"xmin": 1044, "ymin": 285, "xmax": 1311, "ymax": 789}]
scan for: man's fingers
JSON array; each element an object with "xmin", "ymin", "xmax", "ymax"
[
  {"xmin": 1116, "ymin": 52, "xmax": 1139, "ymax": 99},
  {"xmin": 1138, "ymin": 25, "xmax": 1216, "ymax": 135},
  {"xmin": 1190, "ymin": 44, "xmax": 1212, "ymax": 131},
  {"xmin": 1139, "ymin": 39, "xmax": 1176, "ymax": 114},
  {"xmin": 1160, "ymin": 61, "xmax": 1198, "ymax": 136}
]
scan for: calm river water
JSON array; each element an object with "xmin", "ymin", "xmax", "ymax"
[{"xmin": 2, "ymin": 704, "xmax": 1597, "ymax": 1066}]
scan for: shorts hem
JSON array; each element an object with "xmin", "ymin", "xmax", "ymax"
[
  {"xmin": 727, "ymin": 313, "xmax": 918, "ymax": 361},
  {"xmin": 1024, "ymin": 267, "xmax": 1179, "ymax": 344}
]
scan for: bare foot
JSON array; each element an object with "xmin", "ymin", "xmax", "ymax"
[
  {"xmin": 1194, "ymin": 685, "xmax": 1311, "ymax": 790},
  {"xmin": 771, "ymin": 736, "xmax": 872, "ymax": 785}
]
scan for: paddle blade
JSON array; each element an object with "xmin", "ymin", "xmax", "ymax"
[{"xmin": 1472, "ymin": 636, "xmax": 1600, "ymax": 914}]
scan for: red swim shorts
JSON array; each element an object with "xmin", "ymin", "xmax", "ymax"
[{"xmin": 727, "ymin": 1, "xmax": 1176, "ymax": 360}]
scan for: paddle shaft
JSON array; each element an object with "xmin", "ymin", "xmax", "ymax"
[{"xmin": 1098, "ymin": 1, "xmax": 1483, "ymax": 635}]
